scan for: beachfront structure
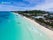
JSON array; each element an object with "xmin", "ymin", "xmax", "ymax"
[
  {"xmin": 33, "ymin": 16, "xmax": 45, "ymax": 19},
  {"xmin": 42, "ymin": 13, "xmax": 48, "ymax": 16}
]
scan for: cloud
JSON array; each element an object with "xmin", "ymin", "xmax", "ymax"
[
  {"xmin": 0, "ymin": 0, "xmax": 53, "ymax": 11},
  {"xmin": 32, "ymin": 0, "xmax": 53, "ymax": 11},
  {"xmin": 0, "ymin": 0, "xmax": 42, "ymax": 11},
  {"xmin": 0, "ymin": 4, "xmax": 33, "ymax": 11}
]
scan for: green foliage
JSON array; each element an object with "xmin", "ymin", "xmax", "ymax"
[{"xmin": 14, "ymin": 10, "xmax": 53, "ymax": 28}]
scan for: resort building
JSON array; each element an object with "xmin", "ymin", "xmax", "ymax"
[{"xmin": 33, "ymin": 16, "xmax": 45, "ymax": 19}]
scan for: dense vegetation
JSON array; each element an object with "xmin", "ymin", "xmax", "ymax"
[
  {"xmin": 14, "ymin": 10, "xmax": 53, "ymax": 30},
  {"xmin": 15, "ymin": 10, "xmax": 49, "ymax": 15}
]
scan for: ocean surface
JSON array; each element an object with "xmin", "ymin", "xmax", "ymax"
[{"xmin": 0, "ymin": 12, "xmax": 51, "ymax": 40}]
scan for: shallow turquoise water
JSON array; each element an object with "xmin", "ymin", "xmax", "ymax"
[{"xmin": 0, "ymin": 12, "xmax": 51, "ymax": 40}]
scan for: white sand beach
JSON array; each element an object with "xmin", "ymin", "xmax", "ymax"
[
  {"xmin": 14, "ymin": 13, "xmax": 53, "ymax": 40},
  {"xmin": 23, "ymin": 16, "xmax": 53, "ymax": 40}
]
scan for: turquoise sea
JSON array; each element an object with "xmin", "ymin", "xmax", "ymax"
[{"xmin": 0, "ymin": 12, "xmax": 51, "ymax": 40}]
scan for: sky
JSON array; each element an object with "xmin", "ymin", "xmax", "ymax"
[{"xmin": 0, "ymin": 0, "xmax": 53, "ymax": 11}]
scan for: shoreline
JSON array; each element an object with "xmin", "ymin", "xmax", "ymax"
[
  {"xmin": 14, "ymin": 13, "xmax": 53, "ymax": 40},
  {"xmin": 23, "ymin": 16, "xmax": 53, "ymax": 40}
]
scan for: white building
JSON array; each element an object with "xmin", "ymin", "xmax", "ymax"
[{"xmin": 34, "ymin": 16, "xmax": 45, "ymax": 19}]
